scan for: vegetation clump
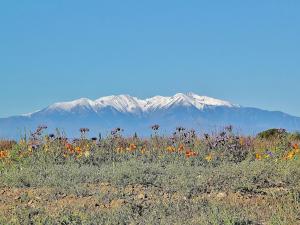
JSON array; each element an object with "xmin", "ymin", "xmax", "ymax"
[{"xmin": 0, "ymin": 126, "xmax": 299, "ymax": 224}]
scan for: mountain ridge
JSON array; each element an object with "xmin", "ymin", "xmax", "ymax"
[
  {"xmin": 27, "ymin": 93, "xmax": 237, "ymax": 116},
  {"xmin": 1, "ymin": 93, "xmax": 299, "ymax": 138}
]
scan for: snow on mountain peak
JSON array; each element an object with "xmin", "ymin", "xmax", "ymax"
[
  {"xmin": 143, "ymin": 93, "xmax": 234, "ymax": 110},
  {"xmin": 186, "ymin": 92, "xmax": 234, "ymax": 108},
  {"xmin": 47, "ymin": 98, "xmax": 95, "ymax": 111},
  {"xmin": 95, "ymin": 95, "xmax": 145, "ymax": 113},
  {"xmin": 43, "ymin": 93, "xmax": 236, "ymax": 114}
]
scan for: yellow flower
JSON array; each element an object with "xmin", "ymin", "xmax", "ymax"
[
  {"xmin": 255, "ymin": 153, "xmax": 262, "ymax": 160},
  {"xmin": 205, "ymin": 154, "xmax": 212, "ymax": 162},
  {"xmin": 75, "ymin": 146, "xmax": 81, "ymax": 153},
  {"xmin": 166, "ymin": 146, "xmax": 176, "ymax": 153},
  {"xmin": 284, "ymin": 151, "xmax": 295, "ymax": 160},
  {"xmin": 140, "ymin": 147, "xmax": 146, "ymax": 154}
]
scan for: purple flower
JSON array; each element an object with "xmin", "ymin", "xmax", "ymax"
[{"xmin": 265, "ymin": 149, "xmax": 274, "ymax": 157}]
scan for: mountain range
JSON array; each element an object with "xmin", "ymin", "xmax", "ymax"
[{"xmin": 1, "ymin": 93, "xmax": 300, "ymax": 138}]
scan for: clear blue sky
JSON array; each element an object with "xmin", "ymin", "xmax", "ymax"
[{"xmin": 1, "ymin": 1, "xmax": 299, "ymax": 117}]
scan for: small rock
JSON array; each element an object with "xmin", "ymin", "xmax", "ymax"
[
  {"xmin": 28, "ymin": 200, "xmax": 34, "ymax": 205},
  {"xmin": 137, "ymin": 193, "xmax": 146, "ymax": 200},
  {"xmin": 163, "ymin": 193, "xmax": 169, "ymax": 199},
  {"xmin": 216, "ymin": 192, "xmax": 227, "ymax": 198}
]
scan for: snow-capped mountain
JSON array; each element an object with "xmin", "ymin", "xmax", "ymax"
[
  {"xmin": 43, "ymin": 93, "xmax": 235, "ymax": 114},
  {"xmin": 1, "ymin": 93, "xmax": 300, "ymax": 138}
]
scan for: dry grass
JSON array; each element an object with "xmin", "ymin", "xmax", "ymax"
[{"xmin": 0, "ymin": 127, "xmax": 299, "ymax": 224}]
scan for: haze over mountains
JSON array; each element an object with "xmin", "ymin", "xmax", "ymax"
[{"xmin": 1, "ymin": 93, "xmax": 300, "ymax": 138}]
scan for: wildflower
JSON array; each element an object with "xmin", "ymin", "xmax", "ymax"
[
  {"xmin": 176, "ymin": 127, "xmax": 185, "ymax": 132},
  {"xmin": 239, "ymin": 137, "xmax": 245, "ymax": 146},
  {"xmin": 225, "ymin": 125, "xmax": 233, "ymax": 133},
  {"xmin": 293, "ymin": 143, "xmax": 299, "ymax": 150},
  {"xmin": 0, "ymin": 150, "xmax": 9, "ymax": 159},
  {"xmin": 116, "ymin": 147, "xmax": 125, "ymax": 153},
  {"xmin": 220, "ymin": 131, "xmax": 226, "ymax": 137},
  {"xmin": 127, "ymin": 143, "xmax": 137, "ymax": 152},
  {"xmin": 166, "ymin": 146, "xmax": 176, "ymax": 153},
  {"xmin": 178, "ymin": 144, "xmax": 184, "ymax": 152},
  {"xmin": 28, "ymin": 146, "xmax": 33, "ymax": 153},
  {"xmin": 19, "ymin": 139, "xmax": 27, "ymax": 145},
  {"xmin": 151, "ymin": 124, "xmax": 160, "ymax": 131},
  {"xmin": 91, "ymin": 137, "xmax": 97, "ymax": 143},
  {"xmin": 255, "ymin": 153, "xmax": 262, "ymax": 160},
  {"xmin": 111, "ymin": 127, "xmax": 123, "ymax": 136},
  {"xmin": 284, "ymin": 151, "xmax": 295, "ymax": 160},
  {"xmin": 65, "ymin": 143, "xmax": 74, "ymax": 153},
  {"xmin": 140, "ymin": 146, "xmax": 146, "ymax": 154},
  {"xmin": 80, "ymin": 128, "xmax": 90, "ymax": 134},
  {"xmin": 204, "ymin": 134, "xmax": 210, "ymax": 140},
  {"xmin": 205, "ymin": 153, "xmax": 212, "ymax": 162},
  {"xmin": 265, "ymin": 150, "xmax": 274, "ymax": 158},
  {"xmin": 65, "ymin": 143, "xmax": 72, "ymax": 150},
  {"xmin": 186, "ymin": 149, "xmax": 198, "ymax": 158},
  {"xmin": 189, "ymin": 129, "xmax": 196, "ymax": 138},
  {"xmin": 75, "ymin": 146, "xmax": 81, "ymax": 153},
  {"xmin": 278, "ymin": 128, "xmax": 286, "ymax": 134}
]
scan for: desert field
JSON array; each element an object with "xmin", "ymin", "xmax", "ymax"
[{"xmin": 0, "ymin": 126, "xmax": 299, "ymax": 225}]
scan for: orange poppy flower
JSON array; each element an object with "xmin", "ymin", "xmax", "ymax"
[
  {"xmin": 293, "ymin": 143, "xmax": 299, "ymax": 150},
  {"xmin": 127, "ymin": 143, "xmax": 137, "ymax": 151},
  {"xmin": 0, "ymin": 150, "xmax": 8, "ymax": 159},
  {"xmin": 185, "ymin": 149, "xmax": 198, "ymax": 158},
  {"xmin": 178, "ymin": 144, "xmax": 185, "ymax": 152},
  {"xmin": 65, "ymin": 143, "xmax": 72, "ymax": 149}
]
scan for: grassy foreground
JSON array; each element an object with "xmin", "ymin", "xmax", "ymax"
[{"xmin": 0, "ymin": 127, "xmax": 299, "ymax": 224}]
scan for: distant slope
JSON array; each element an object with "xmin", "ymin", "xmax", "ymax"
[{"xmin": 1, "ymin": 93, "xmax": 300, "ymax": 138}]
